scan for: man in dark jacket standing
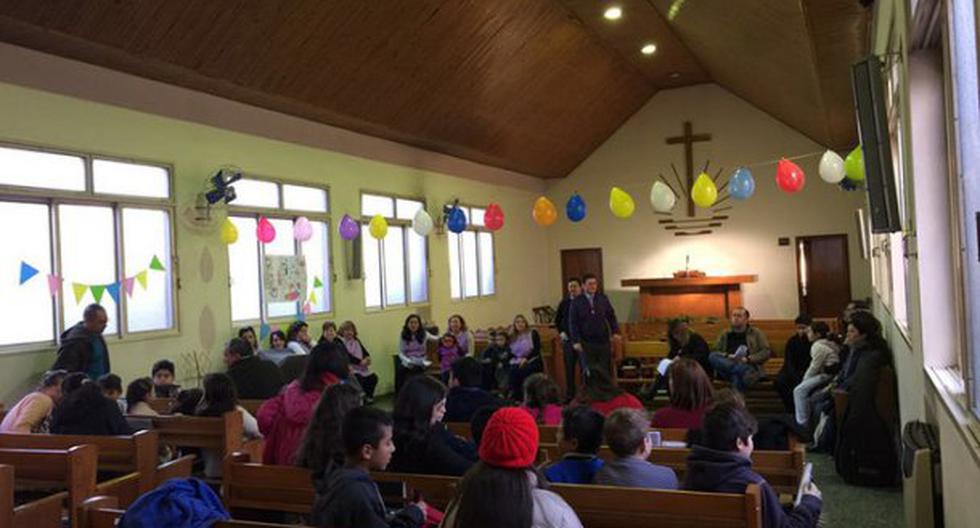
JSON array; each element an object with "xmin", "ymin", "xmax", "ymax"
[
  {"xmin": 554, "ymin": 277, "xmax": 582, "ymax": 400},
  {"xmin": 568, "ymin": 273, "xmax": 620, "ymax": 383},
  {"xmin": 52, "ymin": 303, "xmax": 111, "ymax": 379},
  {"xmin": 224, "ymin": 337, "xmax": 284, "ymax": 399},
  {"xmin": 685, "ymin": 401, "xmax": 822, "ymax": 528}
]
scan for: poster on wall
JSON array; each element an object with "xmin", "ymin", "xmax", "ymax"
[{"xmin": 264, "ymin": 255, "xmax": 307, "ymax": 302}]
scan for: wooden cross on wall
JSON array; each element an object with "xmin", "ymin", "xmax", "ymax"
[{"xmin": 666, "ymin": 121, "xmax": 712, "ymax": 217}]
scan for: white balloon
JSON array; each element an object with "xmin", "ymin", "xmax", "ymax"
[
  {"xmin": 412, "ymin": 208, "xmax": 433, "ymax": 236},
  {"xmin": 818, "ymin": 150, "xmax": 846, "ymax": 184},
  {"xmin": 650, "ymin": 181, "xmax": 677, "ymax": 212}
]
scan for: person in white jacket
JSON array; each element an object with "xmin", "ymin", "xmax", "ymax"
[
  {"xmin": 793, "ymin": 321, "xmax": 841, "ymax": 426},
  {"xmin": 441, "ymin": 407, "xmax": 582, "ymax": 528}
]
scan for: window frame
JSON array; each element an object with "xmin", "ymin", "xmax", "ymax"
[
  {"xmin": 227, "ymin": 176, "xmax": 333, "ymax": 325},
  {"xmin": 0, "ymin": 141, "xmax": 179, "ymax": 353},
  {"xmin": 448, "ymin": 204, "xmax": 497, "ymax": 301},
  {"xmin": 359, "ymin": 191, "xmax": 430, "ymax": 311}
]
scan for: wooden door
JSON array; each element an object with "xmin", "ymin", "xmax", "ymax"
[
  {"xmin": 560, "ymin": 248, "xmax": 604, "ymax": 296},
  {"xmin": 796, "ymin": 234, "xmax": 852, "ymax": 317}
]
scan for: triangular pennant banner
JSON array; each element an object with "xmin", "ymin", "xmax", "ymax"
[
  {"xmin": 149, "ymin": 255, "xmax": 165, "ymax": 272},
  {"xmin": 309, "ymin": 291, "xmax": 318, "ymax": 304},
  {"xmin": 47, "ymin": 274, "xmax": 63, "ymax": 297},
  {"xmin": 72, "ymin": 283, "xmax": 88, "ymax": 304},
  {"xmin": 106, "ymin": 282, "xmax": 121, "ymax": 304},
  {"xmin": 123, "ymin": 277, "xmax": 135, "ymax": 297},
  {"xmin": 313, "ymin": 276, "xmax": 323, "ymax": 288},
  {"xmin": 90, "ymin": 284, "xmax": 106, "ymax": 303},
  {"xmin": 136, "ymin": 271, "xmax": 148, "ymax": 290},
  {"xmin": 302, "ymin": 301, "xmax": 312, "ymax": 315},
  {"xmin": 259, "ymin": 323, "xmax": 271, "ymax": 340},
  {"xmin": 19, "ymin": 261, "xmax": 39, "ymax": 285}
]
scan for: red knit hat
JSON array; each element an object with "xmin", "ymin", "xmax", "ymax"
[{"xmin": 478, "ymin": 407, "xmax": 539, "ymax": 469}]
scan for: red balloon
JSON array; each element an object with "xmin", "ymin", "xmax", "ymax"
[
  {"xmin": 484, "ymin": 203, "xmax": 504, "ymax": 232},
  {"xmin": 776, "ymin": 159, "xmax": 806, "ymax": 194}
]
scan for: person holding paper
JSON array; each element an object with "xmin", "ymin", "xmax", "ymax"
[{"xmin": 708, "ymin": 307, "xmax": 772, "ymax": 392}]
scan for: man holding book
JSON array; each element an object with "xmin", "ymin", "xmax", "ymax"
[{"xmin": 708, "ymin": 307, "xmax": 771, "ymax": 392}]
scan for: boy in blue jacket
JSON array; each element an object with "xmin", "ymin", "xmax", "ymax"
[
  {"xmin": 543, "ymin": 405, "xmax": 605, "ymax": 484},
  {"xmin": 312, "ymin": 407, "xmax": 426, "ymax": 528},
  {"xmin": 684, "ymin": 401, "xmax": 822, "ymax": 528}
]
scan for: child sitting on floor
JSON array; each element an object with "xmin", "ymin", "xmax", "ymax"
[
  {"xmin": 543, "ymin": 405, "xmax": 605, "ymax": 484},
  {"xmin": 593, "ymin": 408, "xmax": 678, "ymax": 490},
  {"xmin": 312, "ymin": 406, "xmax": 427, "ymax": 528}
]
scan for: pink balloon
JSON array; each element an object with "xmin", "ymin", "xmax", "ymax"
[
  {"xmin": 256, "ymin": 216, "xmax": 277, "ymax": 243},
  {"xmin": 338, "ymin": 214, "xmax": 360, "ymax": 241},
  {"xmin": 484, "ymin": 203, "xmax": 504, "ymax": 232},
  {"xmin": 293, "ymin": 216, "xmax": 313, "ymax": 242},
  {"xmin": 776, "ymin": 159, "xmax": 806, "ymax": 194}
]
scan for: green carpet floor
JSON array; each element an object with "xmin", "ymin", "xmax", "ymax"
[{"xmin": 810, "ymin": 452, "xmax": 904, "ymax": 528}]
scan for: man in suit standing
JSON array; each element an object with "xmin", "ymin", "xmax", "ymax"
[
  {"xmin": 555, "ymin": 277, "xmax": 582, "ymax": 400},
  {"xmin": 569, "ymin": 273, "xmax": 620, "ymax": 382}
]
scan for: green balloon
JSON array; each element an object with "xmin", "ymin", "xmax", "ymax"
[{"xmin": 844, "ymin": 146, "xmax": 865, "ymax": 181}]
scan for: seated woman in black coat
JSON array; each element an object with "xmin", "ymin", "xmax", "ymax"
[
  {"xmin": 389, "ymin": 375, "xmax": 475, "ymax": 476},
  {"xmin": 50, "ymin": 373, "xmax": 131, "ymax": 435},
  {"xmin": 647, "ymin": 318, "xmax": 712, "ymax": 398}
]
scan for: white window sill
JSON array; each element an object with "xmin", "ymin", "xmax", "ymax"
[{"xmin": 925, "ymin": 365, "xmax": 980, "ymax": 466}]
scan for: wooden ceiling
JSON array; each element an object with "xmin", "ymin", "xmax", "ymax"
[{"xmin": 0, "ymin": 1, "xmax": 869, "ymax": 178}]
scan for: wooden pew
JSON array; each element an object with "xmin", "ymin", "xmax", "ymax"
[
  {"xmin": 445, "ymin": 422, "xmax": 688, "ymax": 445},
  {"xmin": 552, "ymin": 482, "xmax": 762, "ymax": 528},
  {"xmin": 145, "ymin": 411, "xmax": 263, "ymax": 465},
  {"xmin": 79, "ymin": 495, "xmax": 305, "ymax": 528},
  {"xmin": 538, "ymin": 443, "xmax": 805, "ymax": 494},
  {"xmin": 1, "ymin": 464, "xmax": 68, "ymax": 528},
  {"xmin": 239, "ymin": 399, "xmax": 265, "ymax": 417},
  {"xmin": 220, "ymin": 454, "xmax": 764, "ymax": 527},
  {"xmin": 0, "ymin": 444, "xmax": 98, "ymax": 528}
]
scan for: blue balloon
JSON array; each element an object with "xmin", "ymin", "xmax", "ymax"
[
  {"xmin": 447, "ymin": 207, "xmax": 467, "ymax": 233},
  {"xmin": 729, "ymin": 167, "xmax": 756, "ymax": 200},
  {"xmin": 566, "ymin": 193, "xmax": 587, "ymax": 222}
]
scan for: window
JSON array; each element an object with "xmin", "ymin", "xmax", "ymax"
[
  {"xmin": 360, "ymin": 193, "xmax": 429, "ymax": 309},
  {"xmin": 885, "ymin": 52, "xmax": 910, "ymax": 332},
  {"xmin": 0, "ymin": 144, "xmax": 176, "ymax": 348},
  {"xmin": 946, "ymin": 0, "xmax": 980, "ymax": 413},
  {"xmin": 448, "ymin": 206, "xmax": 495, "ymax": 300},
  {"xmin": 228, "ymin": 179, "xmax": 331, "ymax": 322}
]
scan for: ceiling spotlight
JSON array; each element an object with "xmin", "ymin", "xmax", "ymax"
[
  {"xmin": 603, "ymin": 6, "xmax": 623, "ymax": 20},
  {"xmin": 641, "ymin": 43, "xmax": 657, "ymax": 55},
  {"xmin": 669, "ymin": 72, "xmax": 682, "ymax": 79}
]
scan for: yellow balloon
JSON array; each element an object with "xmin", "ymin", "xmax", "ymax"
[
  {"xmin": 609, "ymin": 187, "xmax": 636, "ymax": 218},
  {"xmin": 691, "ymin": 172, "xmax": 718, "ymax": 208},
  {"xmin": 368, "ymin": 214, "xmax": 389, "ymax": 239},
  {"xmin": 532, "ymin": 196, "xmax": 558, "ymax": 226},
  {"xmin": 220, "ymin": 218, "xmax": 238, "ymax": 244}
]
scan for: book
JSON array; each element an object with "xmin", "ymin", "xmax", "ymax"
[{"xmin": 794, "ymin": 462, "xmax": 814, "ymax": 507}]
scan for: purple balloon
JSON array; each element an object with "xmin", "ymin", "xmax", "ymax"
[{"xmin": 339, "ymin": 214, "xmax": 360, "ymax": 241}]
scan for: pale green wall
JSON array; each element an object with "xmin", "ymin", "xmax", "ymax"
[{"xmin": 0, "ymin": 81, "xmax": 552, "ymax": 404}]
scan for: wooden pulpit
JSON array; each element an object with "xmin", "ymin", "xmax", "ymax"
[{"xmin": 621, "ymin": 275, "xmax": 757, "ymax": 319}]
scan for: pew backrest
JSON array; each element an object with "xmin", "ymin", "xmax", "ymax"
[
  {"xmin": 149, "ymin": 411, "xmax": 244, "ymax": 453},
  {"xmin": 80, "ymin": 496, "xmax": 305, "ymax": 528},
  {"xmin": 446, "ymin": 422, "xmax": 688, "ymax": 445},
  {"xmin": 222, "ymin": 453, "xmax": 314, "ymax": 514},
  {"xmin": 0, "ymin": 444, "xmax": 99, "ymax": 528},
  {"xmin": 2, "ymin": 464, "xmax": 68, "ymax": 528},
  {"xmin": 553, "ymin": 482, "xmax": 763, "ymax": 528}
]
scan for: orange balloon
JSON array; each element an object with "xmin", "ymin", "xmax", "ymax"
[{"xmin": 532, "ymin": 196, "xmax": 558, "ymax": 226}]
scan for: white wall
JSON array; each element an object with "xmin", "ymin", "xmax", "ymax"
[{"xmin": 545, "ymin": 84, "xmax": 871, "ymax": 319}]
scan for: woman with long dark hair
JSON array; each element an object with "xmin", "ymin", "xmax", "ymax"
[
  {"xmin": 125, "ymin": 377, "xmax": 157, "ymax": 416},
  {"xmin": 651, "ymin": 358, "xmax": 714, "ymax": 429},
  {"xmin": 389, "ymin": 375, "xmax": 474, "ymax": 476},
  {"xmin": 577, "ymin": 369, "xmax": 643, "ymax": 417},
  {"xmin": 295, "ymin": 383, "xmax": 364, "ymax": 480},
  {"xmin": 339, "ymin": 320, "xmax": 379, "ymax": 404},
  {"xmin": 50, "ymin": 378, "xmax": 131, "ymax": 436},
  {"xmin": 396, "ymin": 314, "xmax": 437, "ymax": 392},
  {"xmin": 258, "ymin": 341, "xmax": 350, "ymax": 465},
  {"xmin": 442, "ymin": 407, "xmax": 582, "ymax": 528},
  {"xmin": 286, "ymin": 320, "xmax": 313, "ymax": 355},
  {"xmin": 447, "ymin": 314, "xmax": 475, "ymax": 357},
  {"xmin": 196, "ymin": 372, "xmax": 261, "ymax": 477}
]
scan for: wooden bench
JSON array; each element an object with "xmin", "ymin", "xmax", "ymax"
[
  {"xmin": 79, "ymin": 495, "xmax": 305, "ymax": 528},
  {"xmin": 446, "ymin": 422, "xmax": 689, "ymax": 445},
  {"xmin": 0, "ymin": 445, "xmax": 98, "ymax": 528},
  {"xmin": 1, "ymin": 464, "xmax": 67, "ymax": 528},
  {"xmin": 144, "ymin": 411, "xmax": 263, "ymax": 464},
  {"xmin": 538, "ymin": 444, "xmax": 805, "ymax": 494},
  {"xmin": 221, "ymin": 454, "xmax": 763, "ymax": 527}
]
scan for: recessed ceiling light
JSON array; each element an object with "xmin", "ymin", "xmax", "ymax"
[
  {"xmin": 669, "ymin": 72, "xmax": 681, "ymax": 79},
  {"xmin": 603, "ymin": 6, "xmax": 623, "ymax": 20},
  {"xmin": 641, "ymin": 43, "xmax": 657, "ymax": 55}
]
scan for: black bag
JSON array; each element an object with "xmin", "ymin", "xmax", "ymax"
[{"xmin": 902, "ymin": 421, "xmax": 943, "ymax": 527}]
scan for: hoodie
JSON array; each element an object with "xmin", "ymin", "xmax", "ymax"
[
  {"xmin": 52, "ymin": 322, "xmax": 110, "ymax": 378},
  {"xmin": 684, "ymin": 446, "xmax": 821, "ymax": 528},
  {"xmin": 312, "ymin": 466, "xmax": 423, "ymax": 528},
  {"xmin": 258, "ymin": 375, "xmax": 337, "ymax": 465}
]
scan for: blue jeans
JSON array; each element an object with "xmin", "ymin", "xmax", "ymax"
[{"xmin": 709, "ymin": 352, "xmax": 753, "ymax": 392}]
